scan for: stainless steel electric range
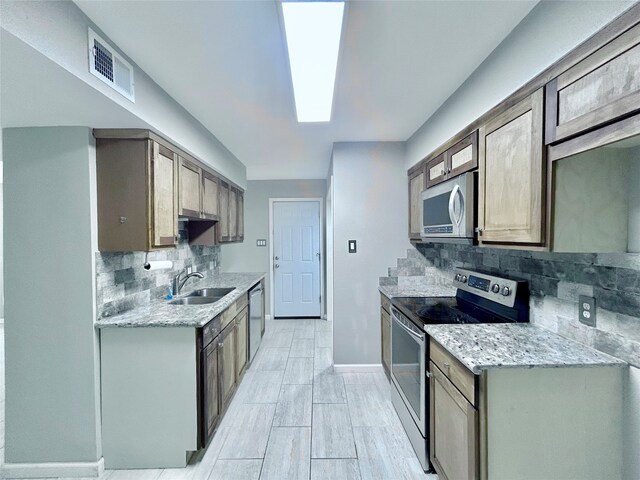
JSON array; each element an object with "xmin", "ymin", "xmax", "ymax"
[{"xmin": 389, "ymin": 268, "xmax": 529, "ymax": 472}]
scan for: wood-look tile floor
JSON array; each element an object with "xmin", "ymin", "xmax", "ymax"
[{"xmin": 0, "ymin": 321, "xmax": 438, "ymax": 480}]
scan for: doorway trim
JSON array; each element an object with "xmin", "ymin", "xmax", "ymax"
[{"xmin": 268, "ymin": 198, "xmax": 325, "ymax": 320}]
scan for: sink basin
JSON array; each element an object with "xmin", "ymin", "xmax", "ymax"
[
  {"xmin": 168, "ymin": 297, "xmax": 218, "ymax": 306},
  {"xmin": 187, "ymin": 287, "xmax": 235, "ymax": 298}
]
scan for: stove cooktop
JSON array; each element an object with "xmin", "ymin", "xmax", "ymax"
[{"xmin": 391, "ymin": 296, "xmax": 513, "ymax": 327}]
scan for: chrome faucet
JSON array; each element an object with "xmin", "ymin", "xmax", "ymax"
[{"xmin": 172, "ymin": 268, "xmax": 204, "ymax": 295}]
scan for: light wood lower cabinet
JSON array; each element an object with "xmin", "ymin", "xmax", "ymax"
[
  {"xmin": 219, "ymin": 322, "xmax": 237, "ymax": 413},
  {"xmin": 478, "ymin": 89, "xmax": 545, "ymax": 245},
  {"xmin": 235, "ymin": 305, "xmax": 249, "ymax": 379},
  {"xmin": 430, "ymin": 361, "xmax": 478, "ymax": 480},
  {"xmin": 380, "ymin": 303, "xmax": 391, "ymax": 376},
  {"xmin": 202, "ymin": 338, "xmax": 220, "ymax": 446},
  {"xmin": 428, "ymin": 338, "xmax": 624, "ymax": 480}
]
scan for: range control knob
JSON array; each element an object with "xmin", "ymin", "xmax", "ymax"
[
  {"xmin": 491, "ymin": 283, "xmax": 500, "ymax": 293},
  {"xmin": 455, "ymin": 274, "xmax": 461, "ymax": 282},
  {"xmin": 461, "ymin": 275, "xmax": 468, "ymax": 284},
  {"xmin": 501, "ymin": 286, "xmax": 511, "ymax": 297}
]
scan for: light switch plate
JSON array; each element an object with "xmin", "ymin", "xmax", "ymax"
[
  {"xmin": 348, "ymin": 240, "xmax": 357, "ymax": 253},
  {"xmin": 579, "ymin": 295, "xmax": 596, "ymax": 327},
  {"xmin": 256, "ymin": 239, "xmax": 267, "ymax": 247}
]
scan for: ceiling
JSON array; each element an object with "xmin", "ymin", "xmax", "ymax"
[{"xmin": 74, "ymin": 0, "xmax": 537, "ymax": 180}]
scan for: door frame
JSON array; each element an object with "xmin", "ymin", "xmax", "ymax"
[{"xmin": 268, "ymin": 198, "xmax": 325, "ymax": 320}]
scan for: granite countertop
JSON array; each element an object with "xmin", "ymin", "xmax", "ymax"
[
  {"xmin": 379, "ymin": 283, "xmax": 457, "ymax": 299},
  {"xmin": 424, "ymin": 323, "xmax": 626, "ymax": 374},
  {"xmin": 95, "ymin": 272, "xmax": 265, "ymax": 328}
]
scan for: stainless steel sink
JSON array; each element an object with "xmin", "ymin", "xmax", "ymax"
[
  {"xmin": 168, "ymin": 297, "xmax": 218, "ymax": 306},
  {"xmin": 187, "ymin": 287, "xmax": 235, "ymax": 298}
]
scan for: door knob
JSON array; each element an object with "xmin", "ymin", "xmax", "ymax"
[
  {"xmin": 274, "ymin": 264, "xmax": 279, "ymax": 269},
  {"xmin": 274, "ymin": 256, "xmax": 279, "ymax": 260}
]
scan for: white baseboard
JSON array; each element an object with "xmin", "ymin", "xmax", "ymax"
[
  {"xmin": 2, "ymin": 457, "xmax": 104, "ymax": 479},
  {"xmin": 333, "ymin": 364, "xmax": 384, "ymax": 373}
]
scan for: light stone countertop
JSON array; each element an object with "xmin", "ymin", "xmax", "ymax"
[
  {"xmin": 424, "ymin": 323, "xmax": 626, "ymax": 374},
  {"xmin": 378, "ymin": 283, "xmax": 457, "ymax": 299},
  {"xmin": 95, "ymin": 272, "xmax": 265, "ymax": 328}
]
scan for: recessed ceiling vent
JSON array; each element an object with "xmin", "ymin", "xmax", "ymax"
[{"xmin": 88, "ymin": 28, "xmax": 135, "ymax": 102}]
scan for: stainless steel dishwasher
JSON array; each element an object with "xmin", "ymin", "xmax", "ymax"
[{"xmin": 249, "ymin": 282, "xmax": 264, "ymax": 362}]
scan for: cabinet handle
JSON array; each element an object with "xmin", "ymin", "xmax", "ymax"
[
  {"xmin": 441, "ymin": 169, "xmax": 445, "ymax": 175},
  {"xmin": 425, "ymin": 371, "xmax": 432, "ymax": 378},
  {"xmin": 443, "ymin": 362, "xmax": 450, "ymax": 370},
  {"xmin": 448, "ymin": 168, "xmax": 452, "ymax": 173}
]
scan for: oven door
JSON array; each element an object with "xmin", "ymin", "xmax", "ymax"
[{"xmin": 390, "ymin": 307, "xmax": 426, "ymax": 435}]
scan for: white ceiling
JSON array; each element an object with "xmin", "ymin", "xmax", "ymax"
[{"xmin": 74, "ymin": 0, "xmax": 537, "ymax": 180}]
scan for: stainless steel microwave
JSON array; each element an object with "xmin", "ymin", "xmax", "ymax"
[{"xmin": 421, "ymin": 172, "xmax": 475, "ymax": 243}]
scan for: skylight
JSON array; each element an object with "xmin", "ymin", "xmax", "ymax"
[{"xmin": 282, "ymin": 1, "xmax": 345, "ymax": 123}]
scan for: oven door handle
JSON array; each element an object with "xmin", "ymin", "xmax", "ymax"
[{"xmin": 393, "ymin": 315, "xmax": 425, "ymax": 341}]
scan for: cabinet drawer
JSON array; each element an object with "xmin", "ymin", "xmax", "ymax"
[
  {"xmin": 430, "ymin": 338, "xmax": 476, "ymax": 405},
  {"xmin": 547, "ymin": 22, "xmax": 640, "ymax": 144},
  {"xmin": 380, "ymin": 293, "xmax": 391, "ymax": 314}
]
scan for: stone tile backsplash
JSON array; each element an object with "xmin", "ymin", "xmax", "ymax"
[
  {"xmin": 388, "ymin": 243, "xmax": 640, "ymax": 368},
  {"xmin": 95, "ymin": 227, "xmax": 220, "ymax": 318}
]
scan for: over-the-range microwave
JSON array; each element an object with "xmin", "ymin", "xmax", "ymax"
[{"xmin": 421, "ymin": 171, "xmax": 475, "ymax": 243}]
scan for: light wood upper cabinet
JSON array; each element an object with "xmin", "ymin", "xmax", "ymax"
[
  {"xmin": 96, "ymin": 137, "xmax": 177, "ymax": 251},
  {"xmin": 216, "ymin": 182, "xmax": 244, "ymax": 244},
  {"xmin": 408, "ymin": 168, "xmax": 425, "ymax": 240},
  {"xmin": 202, "ymin": 171, "xmax": 219, "ymax": 220},
  {"xmin": 217, "ymin": 181, "xmax": 230, "ymax": 242},
  {"xmin": 427, "ymin": 153, "xmax": 447, "ymax": 186},
  {"xmin": 546, "ymin": 23, "xmax": 640, "ymax": 145},
  {"xmin": 237, "ymin": 191, "xmax": 244, "ymax": 241},
  {"xmin": 178, "ymin": 157, "xmax": 202, "ymax": 218},
  {"xmin": 425, "ymin": 132, "xmax": 478, "ymax": 189},
  {"xmin": 151, "ymin": 143, "xmax": 178, "ymax": 248},
  {"xmin": 478, "ymin": 89, "xmax": 545, "ymax": 245}
]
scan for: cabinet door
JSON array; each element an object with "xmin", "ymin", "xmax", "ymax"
[
  {"xmin": 178, "ymin": 157, "xmax": 202, "ymax": 218},
  {"xmin": 430, "ymin": 362, "xmax": 478, "ymax": 480},
  {"xmin": 217, "ymin": 181, "xmax": 230, "ymax": 242},
  {"xmin": 381, "ymin": 307, "xmax": 391, "ymax": 375},
  {"xmin": 547, "ymin": 23, "xmax": 640, "ymax": 144},
  {"xmin": 219, "ymin": 323, "xmax": 237, "ymax": 412},
  {"xmin": 478, "ymin": 89, "xmax": 545, "ymax": 244},
  {"xmin": 235, "ymin": 306, "xmax": 248, "ymax": 379},
  {"xmin": 448, "ymin": 131, "xmax": 478, "ymax": 179},
  {"xmin": 151, "ymin": 142, "xmax": 177, "ymax": 248},
  {"xmin": 237, "ymin": 191, "xmax": 244, "ymax": 241},
  {"xmin": 229, "ymin": 188, "xmax": 238, "ymax": 241},
  {"xmin": 202, "ymin": 171, "xmax": 219, "ymax": 220},
  {"xmin": 202, "ymin": 340, "xmax": 220, "ymax": 446},
  {"xmin": 408, "ymin": 169, "xmax": 425, "ymax": 239},
  {"xmin": 426, "ymin": 153, "xmax": 448, "ymax": 188}
]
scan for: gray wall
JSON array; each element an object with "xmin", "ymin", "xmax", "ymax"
[
  {"xmin": 221, "ymin": 179, "xmax": 327, "ymax": 316},
  {"xmin": 406, "ymin": 0, "xmax": 635, "ymax": 169},
  {"xmin": 332, "ymin": 142, "xmax": 410, "ymax": 365},
  {"xmin": 4, "ymin": 127, "xmax": 101, "ymax": 463},
  {"xmin": 0, "ymin": 0, "xmax": 246, "ymax": 188}
]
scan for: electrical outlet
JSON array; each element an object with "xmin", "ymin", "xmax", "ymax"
[{"xmin": 579, "ymin": 295, "xmax": 596, "ymax": 327}]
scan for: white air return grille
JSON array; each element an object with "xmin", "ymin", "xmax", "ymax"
[{"xmin": 88, "ymin": 28, "xmax": 135, "ymax": 102}]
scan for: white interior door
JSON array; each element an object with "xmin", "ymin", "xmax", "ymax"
[{"xmin": 273, "ymin": 201, "xmax": 321, "ymax": 318}]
